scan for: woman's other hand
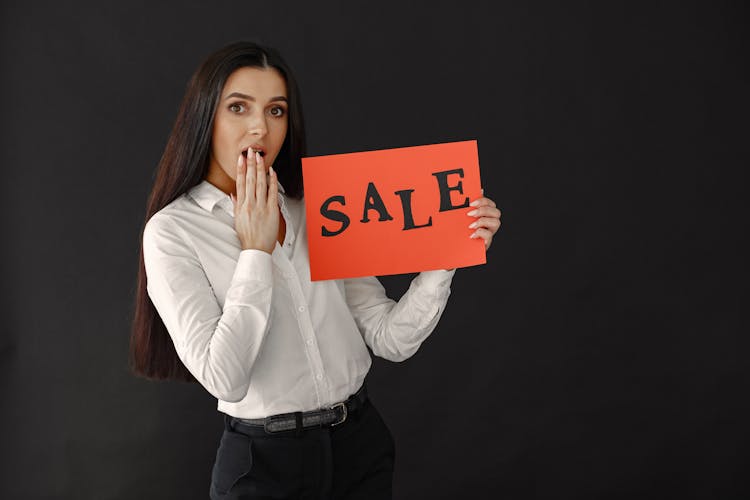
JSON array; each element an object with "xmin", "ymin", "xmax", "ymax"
[
  {"xmin": 468, "ymin": 190, "xmax": 502, "ymax": 251},
  {"xmin": 230, "ymin": 151, "xmax": 279, "ymax": 254}
]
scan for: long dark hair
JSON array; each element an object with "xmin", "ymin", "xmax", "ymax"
[{"xmin": 129, "ymin": 41, "xmax": 307, "ymax": 381}]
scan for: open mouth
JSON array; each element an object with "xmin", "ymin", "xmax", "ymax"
[{"xmin": 242, "ymin": 148, "xmax": 266, "ymax": 158}]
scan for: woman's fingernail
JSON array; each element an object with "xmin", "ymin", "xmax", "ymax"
[
  {"xmin": 256, "ymin": 151, "xmax": 262, "ymax": 163},
  {"xmin": 468, "ymin": 222, "xmax": 477, "ymax": 229},
  {"xmin": 470, "ymin": 200, "xmax": 480, "ymax": 207},
  {"xmin": 469, "ymin": 232, "xmax": 478, "ymax": 239},
  {"xmin": 467, "ymin": 209, "xmax": 478, "ymax": 216}
]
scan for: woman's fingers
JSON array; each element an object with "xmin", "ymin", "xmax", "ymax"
[
  {"xmin": 255, "ymin": 151, "xmax": 267, "ymax": 205},
  {"xmin": 231, "ymin": 150, "xmax": 279, "ymax": 254},
  {"xmin": 235, "ymin": 153, "xmax": 246, "ymax": 206},
  {"xmin": 470, "ymin": 196, "xmax": 497, "ymax": 209},
  {"xmin": 467, "ymin": 205, "xmax": 501, "ymax": 219},
  {"xmin": 268, "ymin": 165, "xmax": 278, "ymax": 208},
  {"xmin": 470, "ymin": 227, "xmax": 494, "ymax": 250},
  {"xmin": 468, "ymin": 194, "xmax": 501, "ymax": 250},
  {"xmin": 469, "ymin": 216, "xmax": 501, "ymax": 232},
  {"xmin": 245, "ymin": 149, "xmax": 257, "ymax": 205},
  {"xmin": 236, "ymin": 151, "xmax": 275, "ymax": 208}
]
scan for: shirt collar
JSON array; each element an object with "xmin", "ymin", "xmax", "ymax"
[{"xmin": 187, "ymin": 179, "xmax": 286, "ymax": 217}]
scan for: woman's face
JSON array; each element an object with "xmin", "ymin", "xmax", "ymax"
[{"xmin": 206, "ymin": 66, "xmax": 289, "ymax": 193}]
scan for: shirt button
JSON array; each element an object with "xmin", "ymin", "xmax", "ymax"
[
  {"xmin": 298, "ymin": 306, "xmax": 305, "ymax": 312},
  {"xmin": 316, "ymin": 374, "xmax": 323, "ymax": 381},
  {"xmin": 306, "ymin": 339, "xmax": 314, "ymax": 346}
]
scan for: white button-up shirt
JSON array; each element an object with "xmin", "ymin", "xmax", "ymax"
[{"xmin": 142, "ymin": 179, "xmax": 456, "ymax": 418}]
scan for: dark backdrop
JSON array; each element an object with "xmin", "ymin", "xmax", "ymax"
[{"xmin": 1, "ymin": 1, "xmax": 748, "ymax": 499}]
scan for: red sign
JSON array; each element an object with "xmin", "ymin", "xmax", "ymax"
[{"xmin": 301, "ymin": 140, "xmax": 486, "ymax": 281}]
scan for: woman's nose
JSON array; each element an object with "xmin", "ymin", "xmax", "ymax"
[{"xmin": 246, "ymin": 114, "xmax": 268, "ymax": 137}]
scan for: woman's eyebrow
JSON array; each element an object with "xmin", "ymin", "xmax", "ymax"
[{"xmin": 224, "ymin": 92, "xmax": 288, "ymax": 103}]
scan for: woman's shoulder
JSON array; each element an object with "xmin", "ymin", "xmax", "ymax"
[{"xmin": 144, "ymin": 193, "xmax": 200, "ymax": 242}]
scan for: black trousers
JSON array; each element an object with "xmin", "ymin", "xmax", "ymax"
[{"xmin": 209, "ymin": 398, "xmax": 395, "ymax": 499}]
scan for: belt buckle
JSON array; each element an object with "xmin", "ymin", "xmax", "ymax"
[{"xmin": 329, "ymin": 402, "xmax": 348, "ymax": 426}]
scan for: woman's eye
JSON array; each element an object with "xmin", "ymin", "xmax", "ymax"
[
  {"xmin": 269, "ymin": 106, "xmax": 286, "ymax": 117},
  {"xmin": 229, "ymin": 103, "xmax": 245, "ymax": 113}
]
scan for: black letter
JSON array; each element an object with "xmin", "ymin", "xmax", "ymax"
[
  {"xmin": 360, "ymin": 182, "xmax": 394, "ymax": 223},
  {"xmin": 320, "ymin": 195, "xmax": 350, "ymax": 237},
  {"xmin": 395, "ymin": 189, "xmax": 433, "ymax": 230},
  {"xmin": 432, "ymin": 169, "xmax": 470, "ymax": 212}
]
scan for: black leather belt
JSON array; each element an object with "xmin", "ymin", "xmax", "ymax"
[{"xmin": 232, "ymin": 383, "xmax": 368, "ymax": 434}]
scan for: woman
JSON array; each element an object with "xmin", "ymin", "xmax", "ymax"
[{"xmin": 130, "ymin": 41, "xmax": 502, "ymax": 499}]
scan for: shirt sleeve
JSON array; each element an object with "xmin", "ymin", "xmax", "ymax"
[
  {"xmin": 142, "ymin": 214, "xmax": 273, "ymax": 402},
  {"xmin": 342, "ymin": 269, "xmax": 456, "ymax": 362}
]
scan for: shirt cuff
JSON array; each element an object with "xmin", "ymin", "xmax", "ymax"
[
  {"xmin": 231, "ymin": 249, "xmax": 273, "ymax": 285},
  {"xmin": 414, "ymin": 268, "xmax": 456, "ymax": 292}
]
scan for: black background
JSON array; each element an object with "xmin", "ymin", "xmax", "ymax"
[{"xmin": 1, "ymin": 1, "xmax": 748, "ymax": 499}]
